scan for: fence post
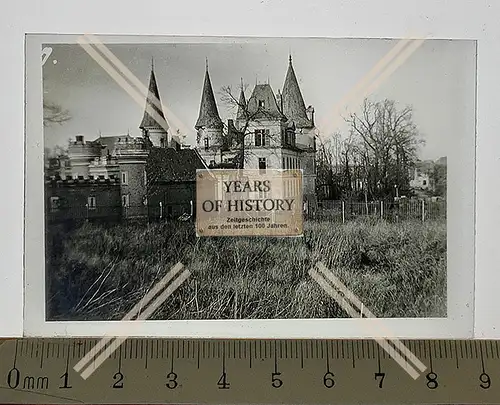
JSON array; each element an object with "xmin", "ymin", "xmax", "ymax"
[
  {"xmin": 341, "ymin": 201, "xmax": 345, "ymax": 224},
  {"xmin": 380, "ymin": 200, "xmax": 384, "ymax": 220},
  {"xmin": 159, "ymin": 202, "xmax": 163, "ymax": 220},
  {"xmin": 421, "ymin": 199, "xmax": 425, "ymax": 223}
]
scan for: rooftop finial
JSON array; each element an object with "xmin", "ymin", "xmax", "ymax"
[
  {"xmin": 205, "ymin": 57, "xmax": 209, "ymax": 71},
  {"xmin": 289, "ymin": 53, "xmax": 292, "ymax": 65},
  {"xmin": 151, "ymin": 56, "xmax": 154, "ymax": 70},
  {"xmin": 240, "ymin": 77, "xmax": 244, "ymax": 90}
]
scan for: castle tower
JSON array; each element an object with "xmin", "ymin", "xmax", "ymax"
[
  {"xmin": 115, "ymin": 136, "xmax": 150, "ymax": 219},
  {"xmin": 235, "ymin": 79, "xmax": 247, "ymax": 130},
  {"xmin": 195, "ymin": 60, "xmax": 223, "ymax": 163},
  {"xmin": 281, "ymin": 55, "xmax": 314, "ymax": 131},
  {"xmin": 281, "ymin": 55, "xmax": 317, "ymax": 202},
  {"xmin": 139, "ymin": 61, "xmax": 169, "ymax": 148}
]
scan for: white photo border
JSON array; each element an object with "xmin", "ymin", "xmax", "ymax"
[{"xmin": 24, "ymin": 33, "xmax": 475, "ymax": 339}]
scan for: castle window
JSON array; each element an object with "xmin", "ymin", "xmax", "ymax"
[
  {"xmin": 258, "ymin": 157, "xmax": 267, "ymax": 172},
  {"xmin": 121, "ymin": 171, "xmax": 128, "ymax": 185},
  {"xmin": 50, "ymin": 196, "xmax": 60, "ymax": 212},
  {"xmin": 258, "ymin": 100, "xmax": 265, "ymax": 108},
  {"xmin": 144, "ymin": 170, "xmax": 147, "ymax": 186},
  {"xmin": 204, "ymin": 138, "xmax": 209, "ymax": 151},
  {"xmin": 87, "ymin": 196, "xmax": 96, "ymax": 210},
  {"xmin": 282, "ymin": 157, "xmax": 285, "ymax": 169},
  {"xmin": 122, "ymin": 194, "xmax": 130, "ymax": 207},
  {"xmin": 423, "ymin": 180, "xmax": 427, "ymax": 186},
  {"xmin": 255, "ymin": 129, "xmax": 266, "ymax": 147}
]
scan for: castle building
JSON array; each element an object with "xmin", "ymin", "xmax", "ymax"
[
  {"xmin": 194, "ymin": 56, "xmax": 317, "ymax": 203},
  {"xmin": 45, "ymin": 64, "xmax": 206, "ymax": 223}
]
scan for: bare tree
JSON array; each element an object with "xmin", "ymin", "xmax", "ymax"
[
  {"xmin": 315, "ymin": 131, "xmax": 360, "ymax": 200},
  {"xmin": 345, "ymin": 98, "xmax": 424, "ymax": 200},
  {"xmin": 43, "ymin": 100, "xmax": 71, "ymax": 127}
]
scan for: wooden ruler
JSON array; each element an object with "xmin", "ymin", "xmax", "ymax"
[{"xmin": 0, "ymin": 339, "xmax": 499, "ymax": 404}]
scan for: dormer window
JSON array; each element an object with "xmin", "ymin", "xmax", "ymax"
[
  {"xmin": 204, "ymin": 138, "xmax": 209, "ymax": 151},
  {"xmin": 258, "ymin": 100, "xmax": 265, "ymax": 108}
]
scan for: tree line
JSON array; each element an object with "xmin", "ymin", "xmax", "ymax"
[{"xmin": 316, "ymin": 98, "xmax": 429, "ymax": 202}]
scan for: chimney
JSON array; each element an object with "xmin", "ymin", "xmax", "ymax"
[
  {"xmin": 306, "ymin": 106, "xmax": 315, "ymax": 125},
  {"xmin": 276, "ymin": 90, "xmax": 283, "ymax": 112}
]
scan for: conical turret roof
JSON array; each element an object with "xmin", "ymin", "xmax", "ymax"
[
  {"xmin": 195, "ymin": 63, "xmax": 223, "ymax": 129},
  {"xmin": 281, "ymin": 55, "xmax": 313, "ymax": 128},
  {"xmin": 140, "ymin": 64, "xmax": 169, "ymax": 131},
  {"xmin": 236, "ymin": 80, "xmax": 247, "ymax": 120}
]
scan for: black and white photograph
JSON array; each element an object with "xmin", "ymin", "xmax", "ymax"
[{"xmin": 23, "ymin": 35, "xmax": 476, "ymax": 338}]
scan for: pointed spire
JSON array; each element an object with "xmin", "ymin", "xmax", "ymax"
[
  {"xmin": 236, "ymin": 79, "xmax": 247, "ymax": 120},
  {"xmin": 195, "ymin": 63, "xmax": 223, "ymax": 129},
  {"xmin": 140, "ymin": 64, "xmax": 168, "ymax": 131},
  {"xmin": 281, "ymin": 55, "xmax": 312, "ymax": 127}
]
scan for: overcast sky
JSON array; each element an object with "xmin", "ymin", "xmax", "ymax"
[{"xmin": 42, "ymin": 38, "xmax": 476, "ymax": 161}]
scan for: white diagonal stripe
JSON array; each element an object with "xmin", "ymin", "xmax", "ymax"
[
  {"xmin": 310, "ymin": 268, "xmax": 421, "ymax": 379},
  {"xmin": 83, "ymin": 34, "xmax": 190, "ymax": 139},
  {"xmin": 74, "ymin": 262, "xmax": 185, "ymax": 373},
  {"xmin": 79, "ymin": 268, "xmax": 191, "ymax": 379},
  {"xmin": 319, "ymin": 36, "xmax": 427, "ymax": 144},
  {"xmin": 77, "ymin": 37, "xmax": 170, "ymax": 135},
  {"xmin": 315, "ymin": 262, "xmax": 426, "ymax": 373},
  {"xmin": 310, "ymin": 265, "xmax": 426, "ymax": 379}
]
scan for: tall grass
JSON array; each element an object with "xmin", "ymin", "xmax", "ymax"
[{"xmin": 45, "ymin": 218, "xmax": 446, "ymax": 321}]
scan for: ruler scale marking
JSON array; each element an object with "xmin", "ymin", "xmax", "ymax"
[
  {"xmin": 248, "ymin": 341, "xmax": 252, "ymax": 369},
  {"xmin": 351, "ymin": 341, "xmax": 355, "ymax": 368},
  {"xmin": 300, "ymin": 340, "xmax": 304, "ymax": 369},
  {"xmin": 3, "ymin": 339, "xmax": 500, "ymax": 404},
  {"xmin": 39, "ymin": 342, "xmax": 44, "ymax": 369}
]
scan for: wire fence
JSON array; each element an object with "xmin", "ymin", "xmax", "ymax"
[
  {"xmin": 45, "ymin": 198, "xmax": 446, "ymax": 225},
  {"xmin": 306, "ymin": 199, "xmax": 446, "ymax": 222}
]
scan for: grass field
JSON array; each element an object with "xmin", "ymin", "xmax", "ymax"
[{"xmin": 45, "ymin": 218, "xmax": 447, "ymax": 321}]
